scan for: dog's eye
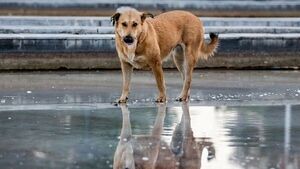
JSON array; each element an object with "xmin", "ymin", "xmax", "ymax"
[
  {"xmin": 132, "ymin": 22, "xmax": 138, "ymax": 27},
  {"xmin": 122, "ymin": 22, "xmax": 128, "ymax": 27}
]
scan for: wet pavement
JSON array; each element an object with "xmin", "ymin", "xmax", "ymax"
[{"xmin": 0, "ymin": 70, "xmax": 299, "ymax": 169}]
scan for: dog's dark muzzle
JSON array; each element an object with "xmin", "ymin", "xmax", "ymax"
[{"xmin": 123, "ymin": 36, "xmax": 134, "ymax": 44}]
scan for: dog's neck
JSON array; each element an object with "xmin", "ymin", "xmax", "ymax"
[
  {"xmin": 137, "ymin": 23, "xmax": 148, "ymax": 48},
  {"xmin": 125, "ymin": 44, "xmax": 137, "ymax": 61},
  {"xmin": 135, "ymin": 22, "xmax": 150, "ymax": 55}
]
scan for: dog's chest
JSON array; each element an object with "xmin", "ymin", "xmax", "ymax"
[{"xmin": 124, "ymin": 55, "xmax": 148, "ymax": 69}]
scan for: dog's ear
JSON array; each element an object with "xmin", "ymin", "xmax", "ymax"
[
  {"xmin": 111, "ymin": 12, "xmax": 121, "ymax": 26},
  {"xmin": 141, "ymin": 12, "xmax": 154, "ymax": 23}
]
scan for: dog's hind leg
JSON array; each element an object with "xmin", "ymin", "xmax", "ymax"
[
  {"xmin": 176, "ymin": 45, "xmax": 196, "ymax": 102},
  {"xmin": 172, "ymin": 44, "xmax": 185, "ymax": 81}
]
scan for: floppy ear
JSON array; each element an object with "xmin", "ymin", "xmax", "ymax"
[
  {"xmin": 111, "ymin": 12, "xmax": 121, "ymax": 26},
  {"xmin": 141, "ymin": 12, "xmax": 154, "ymax": 23}
]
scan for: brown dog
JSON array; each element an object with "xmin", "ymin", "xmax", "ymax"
[{"xmin": 111, "ymin": 7, "xmax": 219, "ymax": 103}]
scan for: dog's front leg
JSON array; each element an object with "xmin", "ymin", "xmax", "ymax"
[
  {"xmin": 150, "ymin": 61, "xmax": 166, "ymax": 102},
  {"xmin": 118, "ymin": 60, "xmax": 133, "ymax": 103}
]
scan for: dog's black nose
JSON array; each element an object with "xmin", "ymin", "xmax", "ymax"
[{"xmin": 123, "ymin": 36, "xmax": 134, "ymax": 44}]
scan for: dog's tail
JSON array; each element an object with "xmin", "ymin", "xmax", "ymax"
[{"xmin": 200, "ymin": 33, "xmax": 219, "ymax": 59}]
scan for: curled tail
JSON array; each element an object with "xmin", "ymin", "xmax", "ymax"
[{"xmin": 200, "ymin": 33, "xmax": 219, "ymax": 59}]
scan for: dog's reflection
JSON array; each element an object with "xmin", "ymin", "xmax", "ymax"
[{"xmin": 114, "ymin": 103, "xmax": 215, "ymax": 169}]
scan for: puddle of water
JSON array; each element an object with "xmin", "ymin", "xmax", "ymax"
[{"xmin": 0, "ymin": 104, "xmax": 299, "ymax": 169}]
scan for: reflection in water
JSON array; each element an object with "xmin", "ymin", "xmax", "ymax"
[
  {"xmin": 1, "ymin": 104, "xmax": 299, "ymax": 169},
  {"xmin": 114, "ymin": 103, "xmax": 215, "ymax": 169}
]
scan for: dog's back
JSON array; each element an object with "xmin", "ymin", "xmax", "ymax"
[
  {"xmin": 151, "ymin": 10, "xmax": 203, "ymax": 31},
  {"xmin": 146, "ymin": 11, "xmax": 204, "ymax": 59}
]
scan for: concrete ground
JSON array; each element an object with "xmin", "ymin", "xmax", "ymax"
[
  {"xmin": 0, "ymin": 70, "xmax": 299, "ymax": 107},
  {"xmin": 0, "ymin": 70, "xmax": 299, "ymax": 169}
]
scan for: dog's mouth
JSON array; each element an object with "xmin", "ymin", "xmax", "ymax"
[{"xmin": 125, "ymin": 41, "xmax": 134, "ymax": 45}]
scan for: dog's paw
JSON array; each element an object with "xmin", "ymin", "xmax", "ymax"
[
  {"xmin": 155, "ymin": 96, "xmax": 166, "ymax": 103},
  {"xmin": 175, "ymin": 95, "xmax": 190, "ymax": 102},
  {"xmin": 112, "ymin": 97, "xmax": 128, "ymax": 105}
]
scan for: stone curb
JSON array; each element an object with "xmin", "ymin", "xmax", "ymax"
[
  {"xmin": 0, "ymin": 33, "xmax": 299, "ymax": 52},
  {"xmin": 0, "ymin": 34, "xmax": 299, "ymax": 70},
  {"xmin": 1, "ymin": 26, "xmax": 300, "ymax": 34},
  {"xmin": 1, "ymin": 16, "xmax": 300, "ymax": 27}
]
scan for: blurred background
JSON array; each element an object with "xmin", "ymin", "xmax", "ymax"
[
  {"xmin": 0, "ymin": 0, "xmax": 300, "ymax": 17},
  {"xmin": 0, "ymin": 0, "xmax": 299, "ymax": 70}
]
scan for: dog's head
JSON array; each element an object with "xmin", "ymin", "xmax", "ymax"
[{"xmin": 111, "ymin": 7, "xmax": 153, "ymax": 46}]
